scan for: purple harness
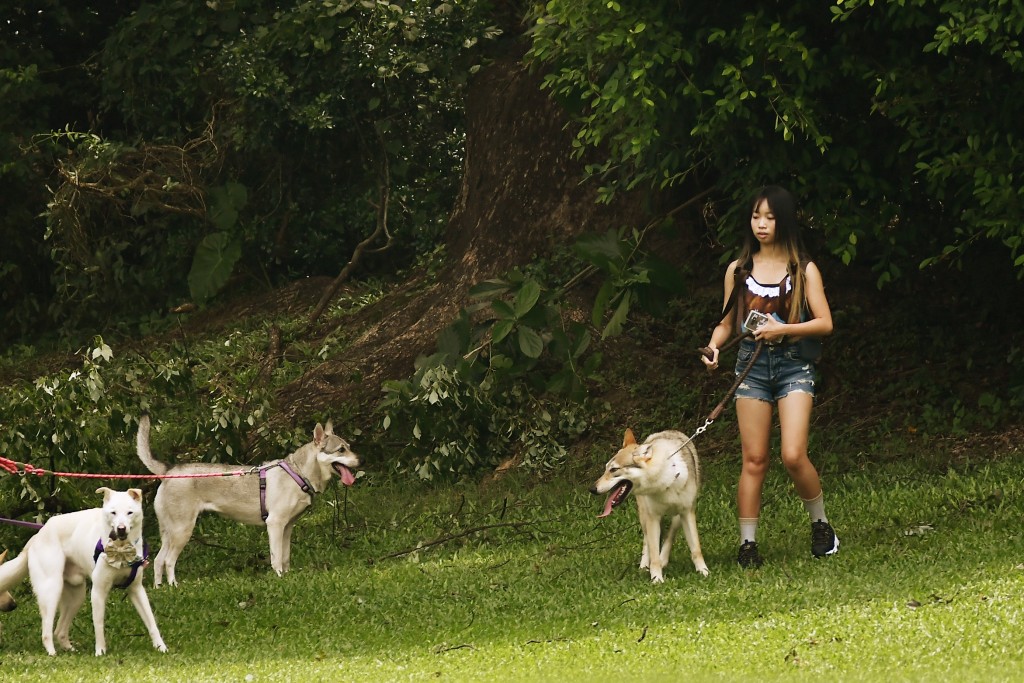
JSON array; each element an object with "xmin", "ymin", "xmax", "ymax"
[
  {"xmin": 258, "ymin": 461, "xmax": 314, "ymax": 522},
  {"xmin": 0, "ymin": 519, "xmax": 148, "ymax": 588},
  {"xmin": 93, "ymin": 539, "xmax": 149, "ymax": 589}
]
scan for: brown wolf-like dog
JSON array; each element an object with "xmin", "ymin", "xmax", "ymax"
[
  {"xmin": 136, "ymin": 415, "xmax": 360, "ymax": 586},
  {"xmin": 591, "ymin": 429, "xmax": 709, "ymax": 582}
]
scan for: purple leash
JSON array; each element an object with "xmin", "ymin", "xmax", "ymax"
[{"xmin": 0, "ymin": 516, "xmax": 43, "ymax": 530}]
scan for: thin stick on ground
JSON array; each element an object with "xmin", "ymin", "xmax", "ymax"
[{"xmin": 375, "ymin": 519, "xmax": 561, "ymax": 561}]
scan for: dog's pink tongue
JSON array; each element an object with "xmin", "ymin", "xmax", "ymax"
[
  {"xmin": 598, "ymin": 493, "xmax": 617, "ymax": 519},
  {"xmin": 337, "ymin": 465, "xmax": 356, "ymax": 486}
]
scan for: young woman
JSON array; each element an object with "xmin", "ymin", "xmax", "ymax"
[{"xmin": 701, "ymin": 185, "xmax": 837, "ymax": 568}]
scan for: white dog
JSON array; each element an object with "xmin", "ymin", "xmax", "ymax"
[
  {"xmin": 136, "ymin": 414, "xmax": 360, "ymax": 586},
  {"xmin": 0, "ymin": 487, "xmax": 166, "ymax": 656},
  {"xmin": 0, "ymin": 551, "xmax": 15, "ymax": 614},
  {"xmin": 591, "ymin": 429, "xmax": 709, "ymax": 582}
]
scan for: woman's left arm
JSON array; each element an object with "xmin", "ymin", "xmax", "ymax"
[
  {"xmin": 755, "ymin": 262, "xmax": 833, "ymax": 343},
  {"xmin": 796, "ymin": 261, "xmax": 833, "ymax": 338}
]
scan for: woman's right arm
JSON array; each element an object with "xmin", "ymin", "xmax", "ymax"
[{"xmin": 702, "ymin": 260, "xmax": 739, "ymax": 369}]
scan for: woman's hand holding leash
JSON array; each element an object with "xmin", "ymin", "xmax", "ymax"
[
  {"xmin": 700, "ymin": 345, "xmax": 719, "ymax": 371},
  {"xmin": 698, "ymin": 332, "xmax": 749, "ymax": 371}
]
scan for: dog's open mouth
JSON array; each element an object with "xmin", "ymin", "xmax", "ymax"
[
  {"xmin": 333, "ymin": 463, "xmax": 356, "ymax": 486},
  {"xmin": 598, "ymin": 480, "xmax": 633, "ymax": 519}
]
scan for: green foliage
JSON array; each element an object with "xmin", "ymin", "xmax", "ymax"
[
  {"xmin": 96, "ymin": 0, "xmax": 500, "ymax": 283},
  {"xmin": 3, "ymin": 0, "xmax": 499, "ymax": 342},
  {"xmin": 188, "ymin": 232, "xmax": 244, "ymax": 304},
  {"xmin": 0, "ymin": 3, "xmax": 139, "ymax": 341},
  {"xmin": 379, "ymin": 223, "xmax": 698, "ymax": 480},
  {"xmin": 40, "ymin": 129, "xmax": 216, "ymax": 332},
  {"xmin": 0, "ymin": 338, "xmax": 186, "ymax": 510},
  {"xmin": 0, "ymin": 320, "xmax": 322, "ymax": 509},
  {"xmin": 379, "ymin": 360, "xmax": 591, "ymax": 480},
  {"xmin": 461, "ymin": 270, "xmax": 602, "ymax": 397},
  {"xmin": 380, "ymin": 268, "xmax": 599, "ymax": 479},
  {"xmin": 526, "ymin": 0, "xmax": 1024, "ymax": 281},
  {"xmin": 574, "ymin": 226, "xmax": 686, "ymax": 338}
]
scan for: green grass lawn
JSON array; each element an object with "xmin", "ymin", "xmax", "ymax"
[{"xmin": 2, "ymin": 444, "xmax": 1023, "ymax": 681}]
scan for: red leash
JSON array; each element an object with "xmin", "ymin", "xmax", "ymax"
[
  {"xmin": 0, "ymin": 456, "xmax": 258, "ymax": 531},
  {"xmin": 0, "ymin": 455, "xmax": 255, "ymax": 480}
]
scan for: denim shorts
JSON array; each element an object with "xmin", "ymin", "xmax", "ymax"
[{"xmin": 733, "ymin": 339, "xmax": 816, "ymax": 403}]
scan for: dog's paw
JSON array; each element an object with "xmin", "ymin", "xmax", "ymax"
[
  {"xmin": 696, "ymin": 565, "xmax": 710, "ymax": 577},
  {"xmin": 155, "ymin": 642, "xmax": 168, "ymax": 653},
  {"xmin": 650, "ymin": 571, "xmax": 665, "ymax": 584}
]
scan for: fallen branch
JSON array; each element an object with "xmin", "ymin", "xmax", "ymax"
[
  {"xmin": 376, "ymin": 519, "xmax": 557, "ymax": 561},
  {"xmin": 434, "ymin": 643, "xmax": 476, "ymax": 654}
]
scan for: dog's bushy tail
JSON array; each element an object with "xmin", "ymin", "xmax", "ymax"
[
  {"xmin": 0, "ymin": 545, "xmax": 29, "ymax": 594},
  {"xmin": 136, "ymin": 414, "xmax": 168, "ymax": 475}
]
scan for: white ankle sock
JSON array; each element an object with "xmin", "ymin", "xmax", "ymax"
[
  {"xmin": 802, "ymin": 492, "xmax": 827, "ymax": 524},
  {"xmin": 739, "ymin": 517, "xmax": 759, "ymax": 544}
]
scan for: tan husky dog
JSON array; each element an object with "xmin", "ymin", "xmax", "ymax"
[
  {"xmin": 591, "ymin": 429, "xmax": 709, "ymax": 582},
  {"xmin": 136, "ymin": 414, "xmax": 360, "ymax": 586}
]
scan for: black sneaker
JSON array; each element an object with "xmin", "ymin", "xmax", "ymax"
[
  {"xmin": 737, "ymin": 540, "xmax": 764, "ymax": 568},
  {"xmin": 811, "ymin": 520, "xmax": 839, "ymax": 557}
]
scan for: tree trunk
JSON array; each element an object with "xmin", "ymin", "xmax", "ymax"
[{"xmin": 272, "ymin": 46, "xmax": 648, "ymax": 432}]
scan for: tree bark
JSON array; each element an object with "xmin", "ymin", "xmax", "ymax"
[{"xmin": 272, "ymin": 46, "xmax": 649, "ymax": 431}]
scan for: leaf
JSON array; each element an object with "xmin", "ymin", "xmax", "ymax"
[
  {"xmin": 517, "ymin": 326, "xmax": 544, "ymax": 358},
  {"xmin": 188, "ymin": 232, "xmax": 242, "ymax": 303},
  {"xmin": 489, "ymin": 353, "xmax": 513, "ymax": 370},
  {"xmin": 570, "ymin": 328, "xmax": 592, "ymax": 359},
  {"xmin": 207, "ymin": 181, "xmax": 248, "ymax": 232},
  {"xmin": 602, "ymin": 290, "xmax": 631, "ymax": 339},
  {"xmin": 491, "ymin": 319, "xmax": 514, "ymax": 344},
  {"xmin": 469, "ymin": 279, "xmax": 511, "ymax": 300},
  {"xmin": 437, "ymin": 315, "xmax": 469, "ymax": 358},
  {"xmin": 513, "ymin": 279, "xmax": 542, "ymax": 319},
  {"xmin": 575, "ymin": 229, "xmax": 626, "ymax": 273},
  {"xmin": 591, "ymin": 280, "xmax": 615, "ymax": 328},
  {"xmin": 491, "ymin": 299, "xmax": 516, "ymax": 320}
]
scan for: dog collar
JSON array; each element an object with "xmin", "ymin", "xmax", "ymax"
[
  {"xmin": 258, "ymin": 461, "xmax": 315, "ymax": 522},
  {"xmin": 94, "ymin": 539, "xmax": 149, "ymax": 589}
]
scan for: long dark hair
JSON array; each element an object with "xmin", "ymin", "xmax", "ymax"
[{"xmin": 734, "ymin": 185, "xmax": 810, "ymax": 324}]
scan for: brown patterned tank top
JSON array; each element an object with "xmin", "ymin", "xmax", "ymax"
[{"xmin": 741, "ymin": 273, "xmax": 794, "ymax": 332}]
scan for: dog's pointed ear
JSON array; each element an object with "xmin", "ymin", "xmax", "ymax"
[
  {"xmin": 632, "ymin": 444, "xmax": 653, "ymax": 464},
  {"xmin": 324, "ymin": 420, "xmax": 334, "ymax": 436},
  {"xmin": 622, "ymin": 428, "xmax": 637, "ymax": 447},
  {"xmin": 128, "ymin": 489, "xmax": 143, "ymax": 502},
  {"xmin": 0, "ymin": 549, "xmax": 7, "ymax": 564},
  {"xmin": 314, "ymin": 423, "xmax": 325, "ymax": 446},
  {"xmin": 96, "ymin": 486, "xmax": 112, "ymax": 501}
]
